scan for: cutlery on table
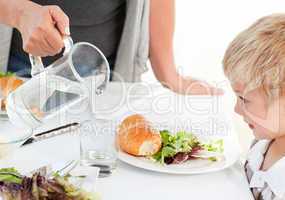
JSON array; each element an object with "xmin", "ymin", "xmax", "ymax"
[{"xmin": 21, "ymin": 122, "xmax": 80, "ymax": 146}]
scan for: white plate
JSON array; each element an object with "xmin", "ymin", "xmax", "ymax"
[
  {"xmin": 118, "ymin": 135, "xmax": 240, "ymax": 174},
  {"xmin": 116, "ymin": 110, "xmax": 241, "ymax": 174}
]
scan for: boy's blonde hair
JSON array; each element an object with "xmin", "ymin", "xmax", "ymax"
[{"xmin": 223, "ymin": 14, "xmax": 285, "ymax": 96}]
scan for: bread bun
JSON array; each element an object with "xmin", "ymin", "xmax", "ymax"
[
  {"xmin": 117, "ymin": 114, "xmax": 162, "ymax": 156},
  {"xmin": 0, "ymin": 74, "xmax": 23, "ymax": 110},
  {"xmin": 0, "ymin": 76, "xmax": 23, "ymax": 97}
]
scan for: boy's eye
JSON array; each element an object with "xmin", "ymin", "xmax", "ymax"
[{"xmin": 239, "ymin": 96, "xmax": 249, "ymax": 103}]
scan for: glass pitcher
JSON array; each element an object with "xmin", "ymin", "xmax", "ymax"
[{"xmin": 6, "ymin": 37, "xmax": 110, "ymax": 129}]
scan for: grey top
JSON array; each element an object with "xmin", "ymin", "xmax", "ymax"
[
  {"xmin": 113, "ymin": 0, "xmax": 150, "ymax": 82},
  {"xmin": 9, "ymin": 0, "xmax": 126, "ymax": 72},
  {"xmin": 0, "ymin": 0, "xmax": 150, "ymax": 82}
]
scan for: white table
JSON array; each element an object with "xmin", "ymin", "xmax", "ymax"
[{"xmin": 0, "ymin": 82, "xmax": 254, "ymax": 200}]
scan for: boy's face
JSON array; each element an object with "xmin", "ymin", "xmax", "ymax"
[{"xmin": 232, "ymin": 82, "xmax": 285, "ymax": 140}]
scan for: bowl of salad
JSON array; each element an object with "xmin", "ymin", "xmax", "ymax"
[{"xmin": 0, "ymin": 163, "xmax": 100, "ymax": 200}]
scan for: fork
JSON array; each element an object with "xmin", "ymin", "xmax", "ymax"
[{"xmin": 47, "ymin": 160, "xmax": 79, "ymax": 177}]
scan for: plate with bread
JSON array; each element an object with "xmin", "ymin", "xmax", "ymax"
[
  {"xmin": 0, "ymin": 72, "xmax": 24, "ymax": 119},
  {"xmin": 116, "ymin": 114, "xmax": 240, "ymax": 174}
]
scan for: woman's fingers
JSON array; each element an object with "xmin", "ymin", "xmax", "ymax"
[
  {"xmin": 44, "ymin": 22, "xmax": 64, "ymax": 55},
  {"xmin": 18, "ymin": 2, "xmax": 69, "ymax": 57},
  {"xmin": 48, "ymin": 5, "xmax": 70, "ymax": 35},
  {"xmin": 181, "ymin": 78, "xmax": 224, "ymax": 95}
]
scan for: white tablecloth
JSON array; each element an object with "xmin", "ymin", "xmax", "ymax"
[{"xmin": 0, "ymin": 82, "xmax": 254, "ymax": 200}]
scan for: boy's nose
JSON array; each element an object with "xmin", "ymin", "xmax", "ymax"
[{"xmin": 234, "ymin": 103, "xmax": 243, "ymax": 116}]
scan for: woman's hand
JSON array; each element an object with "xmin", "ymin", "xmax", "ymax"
[
  {"xmin": 16, "ymin": 1, "xmax": 70, "ymax": 57},
  {"xmin": 173, "ymin": 77, "xmax": 224, "ymax": 95}
]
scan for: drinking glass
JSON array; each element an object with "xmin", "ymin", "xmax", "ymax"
[{"xmin": 79, "ymin": 118, "xmax": 117, "ymax": 176}]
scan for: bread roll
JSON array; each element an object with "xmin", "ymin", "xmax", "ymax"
[
  {"xmin": 117, "ymin": 114, "xmax": 162, "ymax": 156},
  {"xmin": 0, "ymin": 76, "xmax": 23, "ymax": 97},
  {"xmin": 0, "ymin": 75, "xmax": 23, "ymax": 110}
]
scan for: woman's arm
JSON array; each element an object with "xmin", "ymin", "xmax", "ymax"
[
  {"xmin": 0, "ymin": 0, "xmax": 69, "ymax": 56},
  {"xmin": 149, "ymin": 0, "xmax": 223, "ymax": 95},
  {"xmin": 0, "ymin": 0, "xmax": 23, "ymax": 28}
]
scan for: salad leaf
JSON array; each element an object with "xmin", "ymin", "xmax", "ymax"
[
  {"xmin": 203, "ymin": 139, "xmax": 224, "ymax": 153},
  {"xmin": 162, "ymin": 146, "xmax": 176, "ymax": 157},
  {"xmin": 31, "ymin": 174, "xmax": 40, "ymax": 200},
  {"xmin": 0, "ymin": 168, "xmax": 100, "ymax": 200},
  {"xmin": 152, "ymin": 130, "xmax": 201, "ymax": 164},
  {"xmin": 55, "ymin": 176, "xmax": 100, "ymax": 200},
  {"xmin": 0, "ymin": 71, "xmax": 15, "ymax": 78},
  {"xmin": 209, "ymin": 157, "xmax": 218, "ymax": 162},
  {"xmin": 152, "ymin": 151, "xmax": 162, "ymax": 162},
  {"xmin": 160, "ymin": 130, "xmax": 171, "ymax": 145},
  {"xmin": 152, "ymin": 130, "xmax": 224, "ymax": 165},
  {"xmin": 0, "ymin": 168, "xmax": 22, "ymax": 184},
  {"xmin": 0, "ymin": 168, "xmax": 20, "ymax": 175}
]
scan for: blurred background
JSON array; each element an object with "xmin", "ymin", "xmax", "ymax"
[{"xmin": 142, "ymin": 0, "xmax": 285, "ymax": 155}]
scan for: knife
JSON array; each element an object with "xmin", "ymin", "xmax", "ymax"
[{"xmin": 21, "ymin": 122, "xmax": 80, "ymax": 146}]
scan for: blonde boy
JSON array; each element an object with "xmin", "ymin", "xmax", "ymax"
[{"xmin": 223, "ymin": 14, "xmax": 285, "ymax": 200}]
